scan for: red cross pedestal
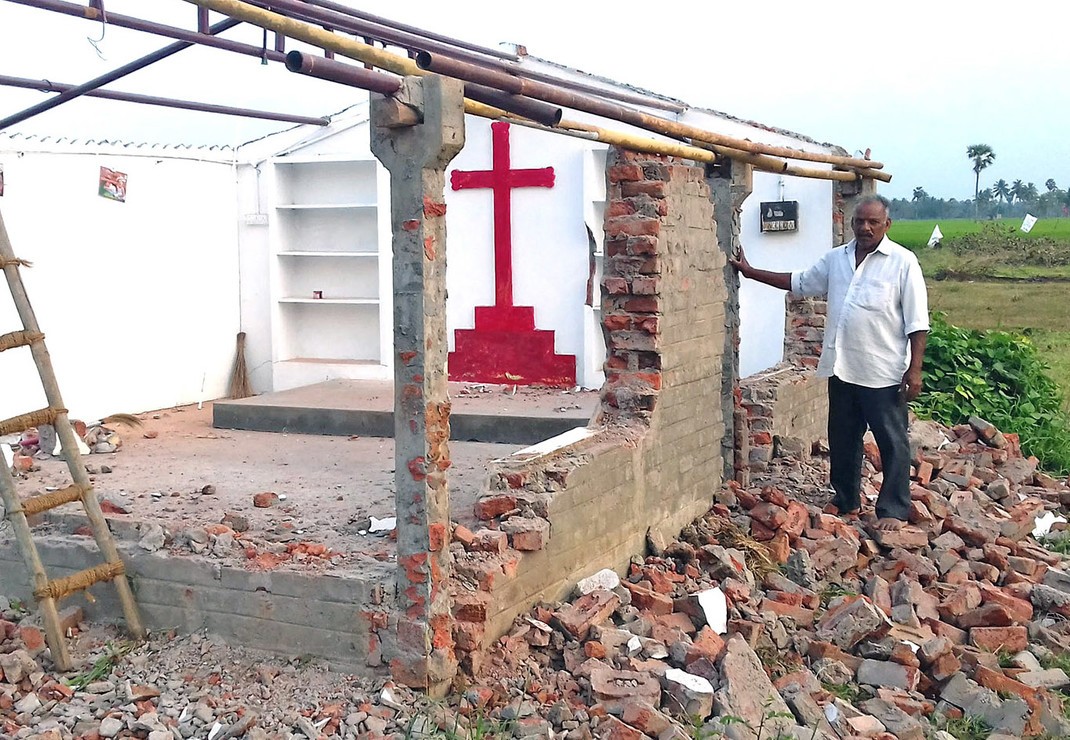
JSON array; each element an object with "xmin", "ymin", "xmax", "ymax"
[{"xmin": 448, "ymin": 122, "xmax": 576, "ymax": 387}]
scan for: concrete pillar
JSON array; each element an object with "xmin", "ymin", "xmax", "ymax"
[
  {"xmin": 834, "ymin": 176, "xmax": 878, "ymax": 245},
  {"xmin": 369, "ymin": 74, "xmax": 465, "ymax": 695},
  {"xmin": 708, "ymin": 159, "xmax": 753, "ymax": 484}
]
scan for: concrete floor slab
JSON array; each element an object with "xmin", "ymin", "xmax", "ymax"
[{"xmin": 212, "ymin": 379, "xmax": 597, "ymax": 445}]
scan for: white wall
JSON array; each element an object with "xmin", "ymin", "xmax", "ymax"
[
  {"xmin": 0, "ymin": 145, "xmax": 239, "ymax": 422},
  {"xmin": 677, "ymin": 111, "xmax": 835, "ymax": 376}
]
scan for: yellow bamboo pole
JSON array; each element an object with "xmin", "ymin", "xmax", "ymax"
[{"xmin": 181, "ymin": 0, "xmax": 882, "ymax": 183}]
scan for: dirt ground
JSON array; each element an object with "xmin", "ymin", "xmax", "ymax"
[{"xmin": 12, "ymin": 402, "xmax": 521, "ymax": 561}]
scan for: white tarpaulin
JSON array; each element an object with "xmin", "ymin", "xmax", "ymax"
[{"xmin": 1021, "ymin": 214, "xmax": 1038, "ymax": 233}]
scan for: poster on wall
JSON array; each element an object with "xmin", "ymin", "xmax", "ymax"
[{"xmin": 98, "ymin": 166, "xmax": 128, "ymax": 202}]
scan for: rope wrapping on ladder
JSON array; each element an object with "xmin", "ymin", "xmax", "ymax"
[
  {"xmin": 0, "ymin": 330, "xmax": 44, "ymax": 353},
  {"xmin": 0, "ymin": 257, "xmax": 33, "ymax": 268},
  {"xmin": 0, "ymin": 407, "xmax": 67, "ymax": 436},
  {"xmin": 33, "ymin": 561, "xmax": 126, "ymax": 601},
  {"xmin": 19, "ymin": 484, "xmax": 87, "ymax": 517}
]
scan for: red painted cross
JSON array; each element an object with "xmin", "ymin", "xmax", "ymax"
[{"xmin": 450, "ymin": 121, "xmax": 555, "ymax": 307}]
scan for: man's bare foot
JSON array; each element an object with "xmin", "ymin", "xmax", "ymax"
[{"xmin": 874, "ymin": 517, "xmax": 904, "ymax": 532}]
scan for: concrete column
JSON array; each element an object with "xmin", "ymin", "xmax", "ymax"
[
  {"xmin": 834, "ymin": 176, "xmax": 878, "ymax": 244},
  {"xmin": 708, "ymin": 159, "xmax": 753, "ymax": 484},
  {"xmin": 370, "ymin": 74, "xmax": 465, "ymax": 695}
]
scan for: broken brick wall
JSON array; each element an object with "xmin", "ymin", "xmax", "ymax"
[
  {"xmin": 740, "ymin": 363, "xmax": 827, "ymax": 472},
  {"xmin": 452, "ymin": 150, "xmax": 727, "ymax": 669}
]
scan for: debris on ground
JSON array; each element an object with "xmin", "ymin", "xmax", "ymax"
[{"xmin": 4, "ymin": 415, "xmax": 1070, "ymax": 738}]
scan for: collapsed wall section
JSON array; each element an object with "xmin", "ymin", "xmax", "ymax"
[{"xmin": 450, "ymin": 150, "xmax": 728, "ymax": 671}]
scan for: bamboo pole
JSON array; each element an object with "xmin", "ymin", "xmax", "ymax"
[{"xmin": 181, "ymin": 0, "xmax": 887, "ymax": 184}]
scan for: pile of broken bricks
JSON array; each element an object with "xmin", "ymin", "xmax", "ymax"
[{"xmin": 463, "ymin": 416, "xmax": 1070, "ymax": 739}]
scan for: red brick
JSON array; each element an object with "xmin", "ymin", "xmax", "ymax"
[
  {"xmin": 970, "ymin": 626, "xmax": 1028, "ymax": 653},
  {"xmin": 621, "ymin": 181, "xmax": 667, "ymax": 198},
  {"xmin": 452, "ymin": 524, "xmax": 476, "ymax": 548},
  {"xmin": 762, "ymin": 598, "xmax": 815, "ymax": 626},
  {"xmin": 977, "ymin": 584, "xmax": 1033, "ymax": 623},
  {"xmin": 750, "ymin": 502, "xmax": 789, "ymax": 530},
  {"xmin": 957, "ymin": 603, "xmax": 1015, "ymax": 629},
  {"xmin": 469, "ymin": 529, "xmax": 508, "ymax": 553},
  {"xmin": 473, "ymin": 494, "xmax": 516, "ymax": 520},
  {"xmin": 553, "ymin": 589, "xmax": 621, "ymax": 640},
  {"xmin": 599, "ymin": 716, "xmax": 646, "ymax": 740},
  {"xmin": 19, "ymin": 626, "xmax": 45, "ymax": 654},
  {"xmin": 605, "ymin": 216, "xmax": 660, "ymax": 238},
  {"xmin": 929, "ymin": 651, "xmax": 962, "ymax": 682},
  {"xmin": 781, "ymin": 501, "xmax": 809, "ymax": 538},
  {"xmin": 685, "ymin": 627, "xmax": 726, "ymax": 665},
  {"xmin": 768, "ymin": 532, "xmax": 791, "ymax": 563},
  {"xmin": 607, "ymin": 165, "xmax": 643, "ymax": 183},
  {"xmin": 623, "ymin": 581, "xmax": 674, "ymax": 616}
]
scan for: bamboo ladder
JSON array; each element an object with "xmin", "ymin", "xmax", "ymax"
[{"xmin": 0, "ymin": 207, "xmax": 145, "ymax": 671}]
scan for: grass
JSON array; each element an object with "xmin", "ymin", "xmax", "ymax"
[
  {"xmin": 938, "ymin": 714, "xmax": 993, "ymax": 740},
  {"xmin": 889, "ymin": 217, "xmax": 1070, "ymax": 251},
  {"xmin": 924, "ymin": 281, "xmax": 1070, "ymax": 410},
  {"xmin": 893, "ymin": 221, "xmax": 1070, "ymax": 412}
]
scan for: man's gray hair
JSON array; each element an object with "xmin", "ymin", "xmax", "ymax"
[{"xmin": 854, "ymin": 195, "xmax": 891, "ymax": 218}]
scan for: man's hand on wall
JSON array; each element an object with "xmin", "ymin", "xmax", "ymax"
[{"xmin": 728, "ymin": 246, "xmax": 751, "ymax": 278}]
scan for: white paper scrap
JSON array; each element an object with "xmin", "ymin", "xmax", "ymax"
[
  {"xmin": 1, "ymin": 443, "xmax": 12, "ymax": 469},
  {"xmin": 1021, "ymin": 214, "xmax": 1038, "ymax": 233},
  {"xmin": 369, "ymin": 516, "xmax": 397, "ymax": 533},
  {"xmin": 698, "ymin": 587, "xmax": 728, "ymax": 634},
  {"xmin": 664, "ymin": 668, "xmax": 714, "ymax": 694},
  {"xmin": 1033, "ymin": 511, "xmax": 1067, "ymax": 538}
]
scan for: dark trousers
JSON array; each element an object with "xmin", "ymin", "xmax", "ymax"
[{"xmin": 827, "ymin": 376, "xmax": 911, "ymax": 521}]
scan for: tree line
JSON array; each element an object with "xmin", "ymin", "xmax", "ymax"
[{"xmin": 890, "ymin": 144, "xmax": 1069, "ymax": 221}]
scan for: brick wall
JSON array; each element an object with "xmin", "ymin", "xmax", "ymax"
[
  {"xmin": 740, "ymin": 363, "xmax": 827, "ymax": 472},
  {"xmin": 451, "ymin": 150, "xmax": 727, "ymax": 671}
]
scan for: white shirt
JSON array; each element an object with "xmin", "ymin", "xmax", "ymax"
[{"xmin": 791, "ymin": 237, "xmax": 929, "ymax": 388}]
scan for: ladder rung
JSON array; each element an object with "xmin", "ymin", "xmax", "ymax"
[
  {"xmin": 19, "ymin": 484, "xmax": 86, "ymax": 517},
  {"xmin": 0, "ymin": 330, "xmax": 43, "ymax": 353},
  {"xmin": 34, "ymin": 561, "xmax": 126, "ymax": 601},
  {"xmin": 0, "ymin": 407, "xmax": 66, "ymax": 437}
]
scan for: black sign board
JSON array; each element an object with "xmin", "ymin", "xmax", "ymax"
[{"xmin": 759, "ymin": 200, "xmax": 799, "ymax": 233}]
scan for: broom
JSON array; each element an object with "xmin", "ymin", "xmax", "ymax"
[{"xmin": 228, "ymin": 332, "xmax": 253, "ymax": 399}]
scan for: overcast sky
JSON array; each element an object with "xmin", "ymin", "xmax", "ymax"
[{"xmin": 1, "ymin": 0, "xmax": 1067, "ymax": 201}]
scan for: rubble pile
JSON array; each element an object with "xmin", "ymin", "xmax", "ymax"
[
  {"xmin": 469, "ymin": 416, "xmax": 1070, "ymax": 739},
  {"xmin": 2, "ymin": 420, "xmax": 129, "ymax": 475}
]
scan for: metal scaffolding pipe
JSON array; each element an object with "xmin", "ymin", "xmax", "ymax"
[
  {"xmin": 0, "ymin": 16, "xmax": 242, "ymax": 132},
  {"xmin": 416, "ymin": 51, "xmax": 889, "ymax": 179},
  {"xmin": 180, "ymin": 0, "xmax": 871, "ymax": 182},
  {"xmin": 7, "ymin": 0, "xmax": 289, "ymax": 64},
  {"xmin": 295, "ymin": 0, "xmax": 518, "ymax": 62},
  {"xmin": 0, "ymin": 75, "xmax": 329, "ymax": 126},
  {"xmin": 284, "ymin": 51, "xmax": 562, "ymax": 127},
  {"xmin": 250, "ymin": 0, "xmax": 686, "ymax": 113},
  {"xmin": 284, "ymin": 50, "xmax": 401, "ymax": 95}
]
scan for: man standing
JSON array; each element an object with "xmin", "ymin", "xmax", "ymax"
[{"xmin": 729, "ymin": 195, "xmax": 929, "ymax": 531}]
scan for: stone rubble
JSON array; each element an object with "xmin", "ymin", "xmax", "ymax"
[{"xmin": 3, "ymin": 415, "xmax": 1070, "ymax": 738}]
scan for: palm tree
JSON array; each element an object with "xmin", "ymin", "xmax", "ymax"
[
  {"xmin": 1046, "ymin": 178, "xmax": 1058, "ymax": 192},
  {"xmin": 966, "ymin": 144, "xmax": 996, "ymax": 215},
  {"xmin": 912, "ymin": 186, "xmax": 929, "ymax": 202},
  {"xmin": 1010, "ymin": 179, "xmax": 1026, "ymax": 204},
  {"xmin": 993, "ymin": 178, "xmax": 1011, "ymax": 204}
]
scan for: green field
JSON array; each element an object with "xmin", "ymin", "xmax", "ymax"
[
  {"xmin": 889, "ymin": 217, "xmax": 1070, "ymax": 250},
  {"xmin": 889, "ymin": 219, "xmax": 1070, "ymax": 408}
]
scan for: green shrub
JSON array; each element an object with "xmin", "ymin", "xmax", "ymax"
[{"xmin": 913, "ymin": 312, "xmax": 1070, "ymax": 474}]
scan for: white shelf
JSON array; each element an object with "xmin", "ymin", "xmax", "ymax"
[
  {"xmin": 277, "ymin": 251, "xmax": 378, "ymax": 257},
  {"xmin": 276, "ymin": 203, "xmax": 376, "ymax": 210},
  {"xmin": 279, "ymin": 297, "xmax": 379, "ymax": 305}
]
